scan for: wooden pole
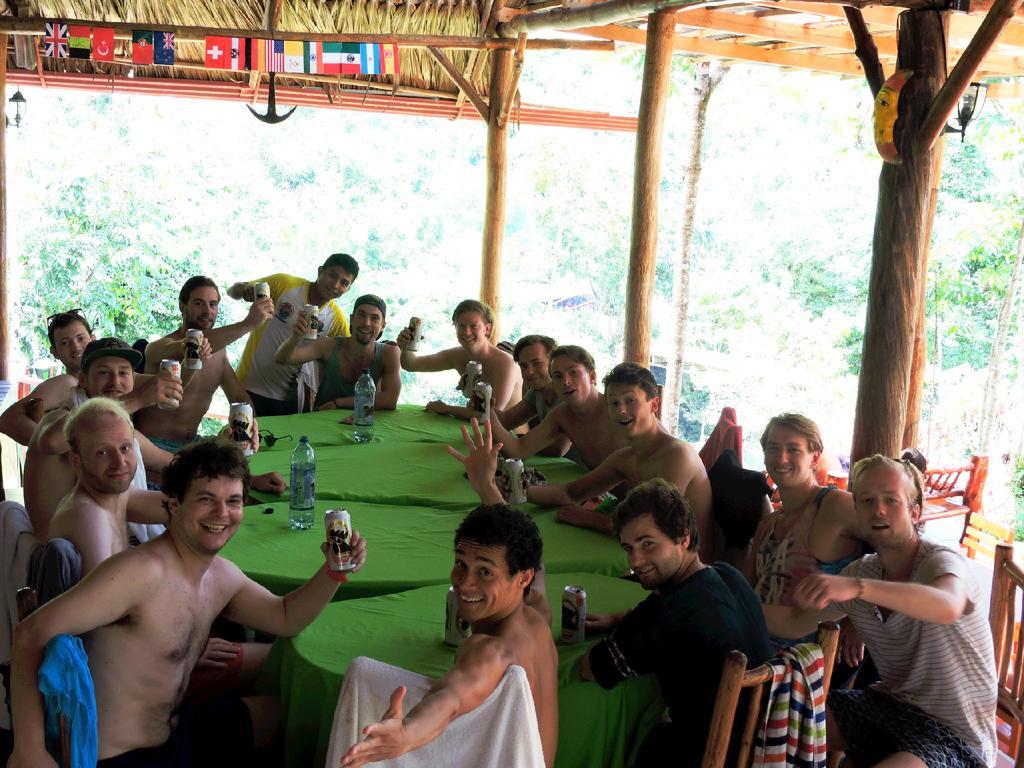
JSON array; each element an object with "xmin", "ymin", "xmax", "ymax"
[
  {"xmin": 497, "ymin": 34, "xmax": 528, "ymax": 129},
  {"xmin": 0, "ymin": 18, "xmax": 612, "ymax": 51},
  {"xmin": 851, "ymin": 9, "xmax": 946, "ymax": 462},
  {"xmin": 0, "ymin": 34, "xmax": 8, "ymax": 382},
  {"xmin": 903, "ymin": 133, "xmax": 946, "ymax": 451},
  {"xmin": 624, "ymin": 10, "xmax": 674, "ymax": 366},
  {"xmin": 480, "ymin": 49, "xmax": 512, "ymax": 341}
]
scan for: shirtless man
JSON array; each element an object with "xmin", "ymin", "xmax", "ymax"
[
  {"xmin": 489, "ymin": 346, "xmax": 626, "ymax": 470},
  {"xmin": 9, "ymin": 439, "xmax": 367, "ymax": 768},
  {"xmin": 275, "ymin": 294, "xmax": 401, "ymax": 412},
  {"xmin": 744, "ymin": 413, "xmax": 861, "ymax": 648},
  {"xmin": 340, "ymin": 468, "xmax": 556, "ymax": 767},
  {"xmin": 527, "ymin": 363, "xmax": 714, "ymax": 562},
  {"xmin": 0, "ymin": 310, "xmax": 95, "ymax": 445},
  {"xmin": 396, "ymin": 299, "xmax": 522, "ymax": 418},
  {"xmin": 24, "ymin": 339, "xmax": 283, "ymax": 538},
  {"xmin": 135, "ymin": 275, "xmax": 274, "ymax": 454}
]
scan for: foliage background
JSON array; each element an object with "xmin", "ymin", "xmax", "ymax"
[{"xmin": 5, "ymin": 52, "xmax": 1023, "ymax": 521}]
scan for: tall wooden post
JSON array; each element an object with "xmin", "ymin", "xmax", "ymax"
[
  {"xmin": 851, "ymin": 11, "xmax": 947, "ymax": 462},
  {"xmin": 902, "ymin": 134, "xmax": 946, "ymax": 451},
  {"xmin": 480, "ymin": 49, "xmax": 511, "ymax": 342},
  {"xmin": 623, "ymin": 10, "xmax": 674, "ymax": 365},
  {"xmin": 0, "ymin": 34, "xmax": 8, "ymax": 382}
]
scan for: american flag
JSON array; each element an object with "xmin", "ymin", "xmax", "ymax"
[
  {"xmin": 268, "ymin": 40, "xmax": 285, "ymax": 72},
  {"xmin": 43, "ymin": 22, "xmax": 69, "ymax": 58}
]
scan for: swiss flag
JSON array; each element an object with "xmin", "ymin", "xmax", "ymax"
[{"xmin": 205, "ymin": 36, "xmax": 231, "ymax": 69}]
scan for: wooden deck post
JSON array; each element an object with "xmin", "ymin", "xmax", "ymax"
[
  {"xmin": 480, "ymin": 49, "xmax": 511, "ymax": 341},
  {"xmin": 903, "ymin": 135, "xmax": 946, "ymax": 451},
  {"xmin": 0, "ymin": 34, "xmax": 8, "ymax": 382},
  {"xmin": 851, "ymin": 11, "xmax": 946, "ymax": 462},
  {"xmin": 624, "ymin": 10, "xmax": 674, "ymax": 365}
]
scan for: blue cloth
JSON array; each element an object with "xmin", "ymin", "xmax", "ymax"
[{"xmin": 37, "ymin": 634, "xmax": 97, "ymax": 768}]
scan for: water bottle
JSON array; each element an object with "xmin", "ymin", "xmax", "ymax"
[
  {"xmin": 289, "ymin": 436, "xmax": 315, "ymax": 530},
  {"xmin": 354, "ymin": 369, "xmax": 375, "ymax": 443}
]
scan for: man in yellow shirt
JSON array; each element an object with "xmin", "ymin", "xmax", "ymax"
[{"xmin": 228, "ymin": 253, "xmax": 358, "ymax": 416}]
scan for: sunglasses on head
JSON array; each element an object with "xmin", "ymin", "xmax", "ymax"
[
  {"xmin": 259, "ymin": 431, "xmax": 293, "ymax": 448},
  {"xmin": 46, "ymin": 308, "xmax": 88, "ymax": 327}
]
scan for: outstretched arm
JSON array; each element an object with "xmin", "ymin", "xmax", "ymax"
[
  {"xmin": 528, "ymin": 451, "xmax": 625, "ymax": 508},
  {"xmin": 488, "ymin": 407, "xmax": 563, "ymax": 460},
  {"xmin": 794, "ymin": 571, "xmax": 968, "ymax": 625},
  {"xmin": 275, "ymin": 313, "xmax": 331, "ymax": 366},
  {"xmin": 395, "ymin": 328, "xmax": 462, "ymax": 373},
  {"xmin": 340, "ymin": 636, "xmax": 512, "ymax": 768},
  {"xmin": 446, "ymin": 419, "xmax": 504, "ymax": 505},
  {"xmin": 0, "ymin": 376, "xmax": 74, "ymax": 445}
]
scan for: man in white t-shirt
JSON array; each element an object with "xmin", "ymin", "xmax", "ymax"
[
  {"xmin": 228, "ymin": 253, "xmax": 358, "ymax": 416},
  {"xmin": 772, "ymin": 454, "xmax": 996, "ymax": 768}
]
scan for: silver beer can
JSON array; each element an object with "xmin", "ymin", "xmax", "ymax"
[
  {"xmin": 407, "ymin": 317, "xmax": 423, "ymax": 352},
  {"xmin": 303, "ymin": 304, "xmax": 319, "ymax": 340},
  {"xmin": 229, "ymin": 402, "xmax": 254, "ymax": 457},
  {"xmin": 158, "ymin": 360, "xmax": 181, "ymax": 411},
  {"xmin": 464, "ymin": 360, "xmax": 482, "ymax": 398},
  {"xmin": 253, "ymin": 281, "xmax": 271, "ymax": 300},
  {"xmin": 325, "ymin": 508, "xmax": 356, "ymax": 573},
  {"xmin": 444, "ymin": 586, "xmax": 472, "ymax": 647},
  {"xmin": 472, "ymin": 381, "xmax": 492, "ymax": 423},
  {"xmin": 184, "ymin": 329, "xmax": 203, "ymax": 370},
  {"xmin": 561, "ymin": 585, "xmax": 587, "ymax": 644},
  {"xmin": 503, "ymin": 458, "xmax": 527, "ymax": 504}
]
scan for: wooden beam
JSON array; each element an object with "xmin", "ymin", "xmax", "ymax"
[
  {"xmin": 263, "ymin": 0, "xmax": 284, "ymax": 32},
  {"xmin": 851, "ymin": 9, "xmax": 946, "ymax": 462},
  {"xmin": 951, "ymin": 14, "xmax": 1024, "ymax": 47},
  {"xmin": 497, "ymin": 33, "xmax": 528, "ymax": 128},
  {"xmin": 762, "ymin": 2, "xmax": 904, "ymax": 26},
  {"xmin": 455, "ymin": 0, "xmax": 506, "ymax": 118},
  {"xmin": 0, "ymin": 18, "xmax": 613, "ymax": 51},
  {"xmin": 480, "ymin": 48, "xmax": 512, "ymax": 339},
  {"xmin": 921, "ymin": 0, "xmax": 1024, "ymax": 147},
  {"xmin": 844, "ymin": 7, "xmax": 886, "ymax": 95},
  {"xmin": 0, "ymin": 33, "xmax": 7, "ymax": 381},
  {"xmin": 675, "ymin": 7, "xmax": 899, "ymax": 55},
  {"xmin": 575, "ymin": 23, "xmax": 875, "ymax": 76},
  {"xmin": 624, "ymin": 10, "xmax": 674, "ymax": 366},
  {"xmin": 428, "ymin": 46, "xmax": 489, "ymax": 120},
  {"xmin": 34, "ymin": 38, "xmax": 45, "ymax": 87}
]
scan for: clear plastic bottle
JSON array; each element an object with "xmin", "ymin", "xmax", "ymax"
[
  {"xmin": 288, "ymin": 436, "xmax": 315, "ymax": 530},
  {"xmin": 354, "ymin": 369, "xmax": 376, "ymax": 444}
]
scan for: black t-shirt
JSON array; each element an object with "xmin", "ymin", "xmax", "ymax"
[{"xmin": 588, "ymin": 562, "xmax": 773, "ymax": 765}]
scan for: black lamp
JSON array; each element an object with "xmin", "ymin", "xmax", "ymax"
[
  {"xmin": 945, "ymin": 82, "xmax": 988, "ymax": 142},
  {"xmin": 6, "ymin": 88, "xmax": 26, "ymax": 129}
]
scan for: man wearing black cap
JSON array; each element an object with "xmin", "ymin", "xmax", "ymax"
[{"xmin": 275, "ymin": 294, "xmax": 401, "ymax": 411}]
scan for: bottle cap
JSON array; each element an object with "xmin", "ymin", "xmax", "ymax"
[
  {"xmin": 362, "ymin": 368, "xmax": 370, "ymax": 374},
  {"xmin": 299, "ymin": 435, "xmax": 309, "ymax": 443}
]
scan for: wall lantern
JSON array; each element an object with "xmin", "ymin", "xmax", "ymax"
[{"xmin": 945, "ymin": 82, "xmax": 988, "ymax": 142}]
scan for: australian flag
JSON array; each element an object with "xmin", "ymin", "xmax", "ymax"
[{"xmin": 154, "ymin": 31, "xmax": 175, "ymax": 65}]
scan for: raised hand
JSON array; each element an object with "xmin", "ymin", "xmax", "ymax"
[
  {"xmin": 246, "ymin": 296, "xmax": 274, "ymax": 329},
  {"xmin": 340, "ymin": 686, "xmax": 410, "ymax": 767},
  {"xmin": 447, "ymin": 419, "xmax": 504, "ymax": 504},
  {"xmin": 395, "ymin": 326, "xmax": 413, "ymax": 350}
]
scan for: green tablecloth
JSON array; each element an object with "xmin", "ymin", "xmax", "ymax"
[
  {"xmin": 222, "ymin": 499, "xmax": 629, "ymax": 600},
  {"xmin": 254, "ymin": 404, "xmax": 471, "ymax": 448},
  {"xmin": 269, "ymin": 572, "xmax": 663, "ymax": 768}
]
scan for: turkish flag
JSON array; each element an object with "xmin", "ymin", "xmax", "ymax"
[
  {"xmin": 205, "ymin": 36, "xmax": 231, "ymax": 69},
  {"xmin": 92, "ymin": 27, "xmax": 115, "ymax": 62}
]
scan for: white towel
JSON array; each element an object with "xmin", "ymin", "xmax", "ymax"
[
  {"xmin": 325, "ymin": 656, "xmax": 546, "ymax": 768},
  {"xmin": 0, "ymin": 501, "xmax": 41, "ymax": 729}
]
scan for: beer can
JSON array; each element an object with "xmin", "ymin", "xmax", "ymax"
[
  {"xmin": 229, "ymin": 402, "xmax": 254, "ymax": 457},
  {"xmin": 304, "ymin": 304, "xmax": 319, "ymax": 340},
  {"xmin": 503, "ymin": 458, "xmax": 527, "ymax": 504},
  {"xmin": 561, "ymin": 586, "xmax": 587, "ymax": 644},
  {"xmin": 325, "ymin": 508, "xmax": 356, "ymax": 573},
  {"xmin": 472, "ymin": 381, "xmax": 492, "ymax": 423},
  {"xmin": 253, "ymin": 281, "xmax": 271, "ymax": 301},
  {"xmin": 184, "ymin": 329, "xmax": 203, "ymax": 370},
  {"xmin": 157, "ymin": 359, "xmax": 181, "ymax": 411},
  {"xmin": 406, "ymin": 317, "xmax": 422, "ymax": 352},
  {"xmin": 464, "ymin": 360, "xmax": 482, "ymax": 398},
  {"xmin": 444, "ymin": 586, "xmax": 472, "ymax": 647}
]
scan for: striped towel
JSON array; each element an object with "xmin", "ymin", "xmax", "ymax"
[{"xmin": 753, "ymin": 642, "xmax": 828, "ymax": 768}]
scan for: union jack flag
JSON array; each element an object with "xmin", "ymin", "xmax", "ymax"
[{"xmin": 43, "ymin": 22, "xmax": 69, "ymax": 58}]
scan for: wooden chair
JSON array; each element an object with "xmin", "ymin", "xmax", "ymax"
[
  {"xmin": 701, "ymin": 621, "xmax": 840, "ymax": 768},
  {"xmin": 14, "ymin": 587, "xmax": 70, "ymax": 768},
  {"xmin": 963, "ymin": 514, "xmax": 1014, "ymax": 562},
  {"xmin": 920, "ymin": 455, "xmax": 989, "ymax": 543},
  {"xmin": 990, "ymin": 543, "xmax": 1024, "ymax": 767}
]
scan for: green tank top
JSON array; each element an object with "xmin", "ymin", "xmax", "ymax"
[{"xmin": 314, "ymin": 340, "xmax": 384, "ymax": 409}]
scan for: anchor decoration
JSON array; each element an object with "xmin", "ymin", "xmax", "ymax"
[{"xmin": 247, "ymin": 72, "xmax": 297, "ymax": 124}]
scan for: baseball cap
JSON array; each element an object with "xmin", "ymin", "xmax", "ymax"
[
  {"xmin": 352, "ymin": 294, "xmax": 387, "ymax": 321},
  {"xmin": 81, "ymin": 337, "xmax": 143, "ymax": 372}
]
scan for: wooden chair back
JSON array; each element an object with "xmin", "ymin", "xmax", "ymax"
[
  {"xmin": 701, "ymin": 621, "xmax": 840, "ymax": 768},
  {"xmin": 14, "ymin": 588, "xmax": 70, "ymax": 768},
  {"xmin": 963, "ymin": 515, "xmax": 1014, "ymax": 562},
  {"xmin": 991, "ymin": 543, "xmax": 1024, "ymax": 768}
]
